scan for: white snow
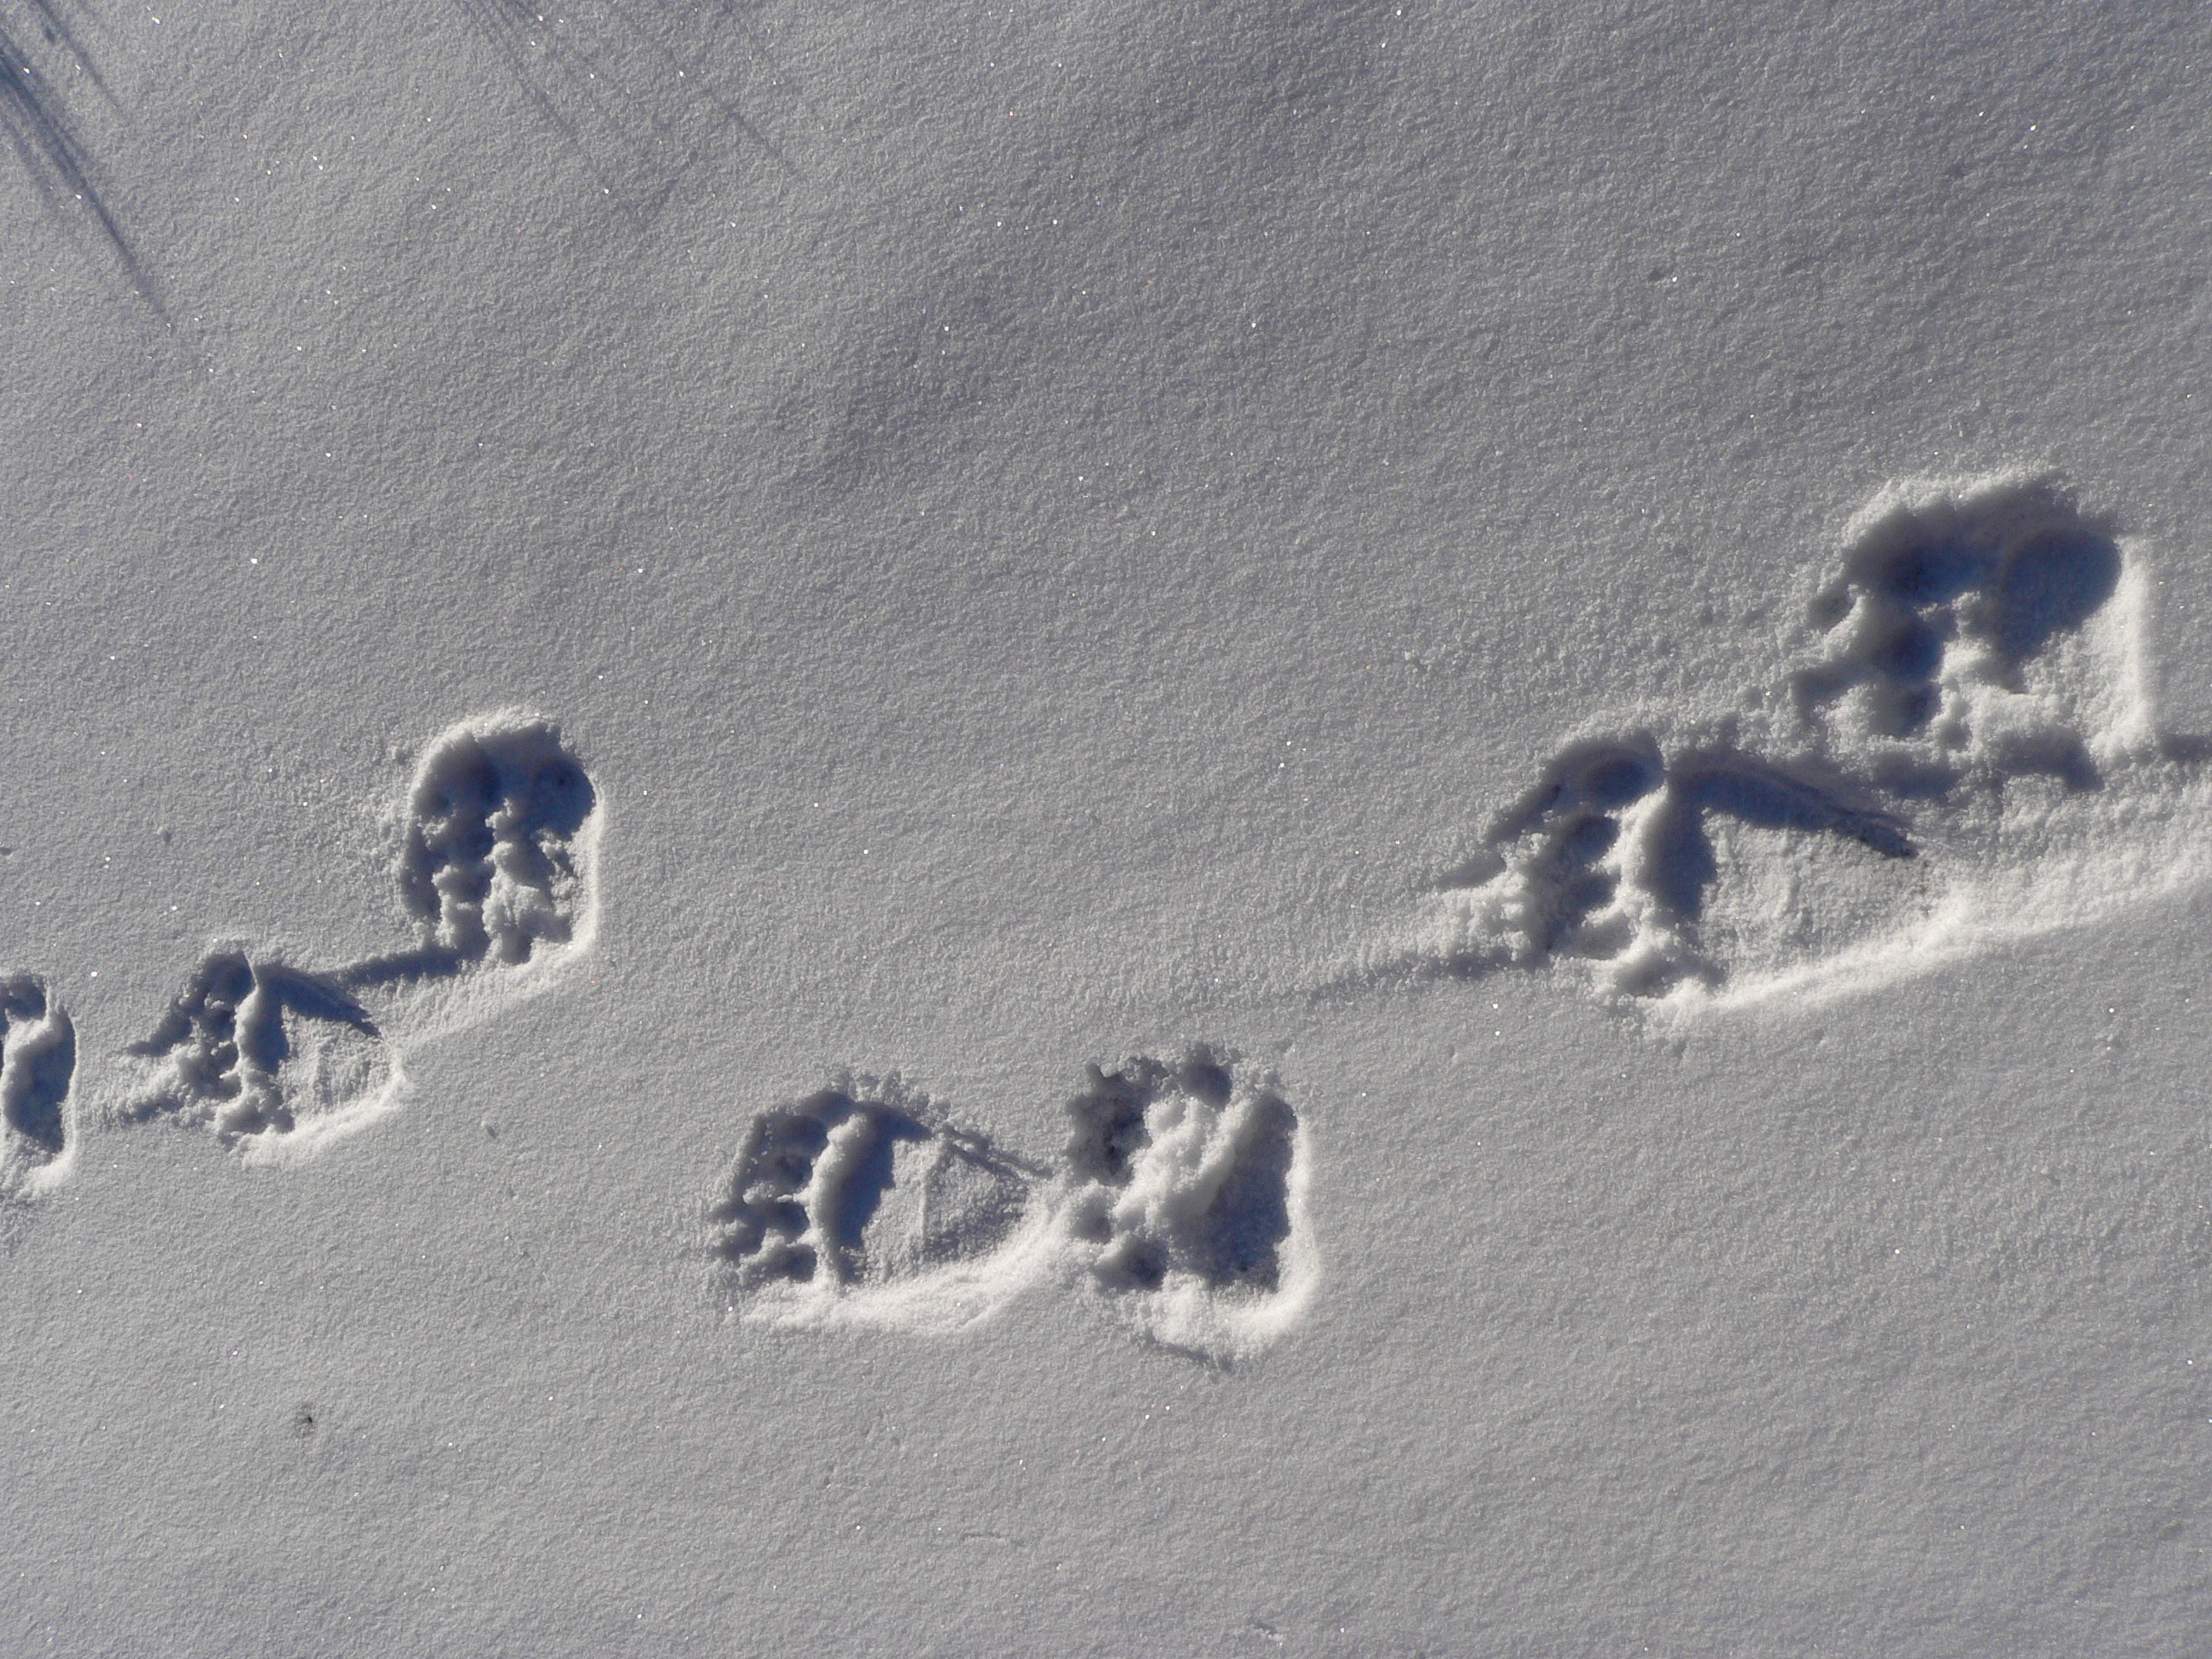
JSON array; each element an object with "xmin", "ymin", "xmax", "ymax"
[{"xmin": 3, "ymin": 2, "xmax": 2211, "ymax": 1653}]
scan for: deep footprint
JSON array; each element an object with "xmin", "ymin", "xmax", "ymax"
[
  {"xmin": 1793, "ymin": 474, "xmax": 2126, "ymax": 788},
  {"xmin": 1061, "ymin": 1048, "xmax": 1303, "ymax": 1303},
  {"xmin": 0, "ymin": 976, "xmax": 74, "ymax": 1201},
  {"xmin": 709, "ymin": 1078, "xmax": 1036, "ymax": 1293},
  {"xmin": 115, "ymin": 712, "xmax": 601, "ymax": 1157},
  {"xmin": 713, "ymin": 1052, "xmax": 1314, "ymax": 1357},
  {"xmin": 1435, "ymin": 740, "xmax": 1916, "ymax": 994},
  {"xmin": 119, "ymin": 951, "xmax": 395, "ymax": 1147},
  {"xmin": 1409, "ymin": 471, "xmax": 2195, "ymax": 1004},
  {"xmin": 354, "ymin": 713, "xmax": 601, "ymax": 985}
]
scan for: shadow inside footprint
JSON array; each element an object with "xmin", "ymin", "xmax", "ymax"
[
  {"xmin": 394, "ymin": 718, "xmax": 597, "ymax": 970},
  {"xmin": 1797, "ymin": 478, "xmax": 2122, "ymax": 739},
  {"xmin": 1993, "ymin": 528, "xmax": 2123, "ymax": 664},
  {"xmin": 1645, "ymin": 753, "xmax": 1915, "ymax": 922},
  {"xmin": 1438, "ymin": 735, "xmax": 1666, "ymax": 962},
  {"xmin": 343, "ymin": 715, "xmax": 600, "ymax": 997},
  {"xmin": 0, "ymin": 976, "xmax": 73, "ymax": 1193},
  {"xmin": 1192, "ymin": 1090, "xmax": 1297, "ymax": 1287},
  {"xmin": 96, "ymin": 712, "xmax": 600, "ymax": 1164},
  {"xmin": 711, "ymin": 1104, "xmax": 834, "ymax": 1283},
  {"xmin": 124, "ymin": 952, "xmax": 389, "ymax": 1143},
  {"xmin": 712, "ymin": 1082, "xmax": 1035, "ymax": 1291},
  {"xmin": 1425, "ymin": 733, "xmax": 1925, "ymax": 997},
  {"xmin": 1408, "ymin": 473, "xmax": 2189, "ymax": 1010},
  {"xmin": 711, "ymin": 1055, "xmax": 1309, "ymax": 1356},
  {"xmin": 1064, "ymin": 1049, "xmax": 1300, "ymax": 1298},
  {"xmin": 1487, "ymin": 736, "xmax": 1668, "ymax": 845}
]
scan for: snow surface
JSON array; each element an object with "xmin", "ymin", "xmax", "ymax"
[{"xmin": 5, "ymin": 1, "xmax": 2212, "ymax": 1652}]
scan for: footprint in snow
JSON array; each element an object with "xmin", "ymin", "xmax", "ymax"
[
  {"xmin": 711, "ymin": 1047, "xmax": 1315, "ymax": 1361},
  {"xmin": 117, "ymin": 710, "xmax": 602, "ymax": 1160},
  {"xmin": 1395, "ymin": 471, "xmax": 2211, "ymax": 1010}
]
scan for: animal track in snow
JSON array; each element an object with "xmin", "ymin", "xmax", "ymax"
[
  {"xmin": 709, "ymin": 1077, "xmax": 1038, "ymax": 1296},
  {"xmin": 1429, "ymin": 736, "xmax": 1923, "ymax": 997},
  {"xmin": 118, "ymin": 953, "xmax": 397, "ymax": 1152},
  {"xmin": 1402, "ymin": 472, "xmax": 2211, "ymax": 1007},
  {"xmin": 1794, "ymin": 480, "xmax": 2126, "ymax": 781},
  {"xmin": 118, "ymin": 711, "xmax": 601, "ymax": 1159},
  {"xmin": 391, "ymin": 718, "xmax": 601, "ymax": 974},
  {"xmin": 0, "ymin": 977, "xmax": 75, "ymax": 1202},
  {"xmin": 713, "ymin": 1050, "xmax": 1315, "ymax": 1360},
  {"xmin": 344, "ymin": 713, "xmax": 603, "ymax": 1034},
  {"xmin": 1059, "ymin": 1052, "xmax": 1308, "ymax": 1351}
]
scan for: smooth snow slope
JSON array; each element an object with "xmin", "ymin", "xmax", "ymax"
[{"xmin": 4, "ymin": 1, "xmax": 2212, "ymax": 1653}]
